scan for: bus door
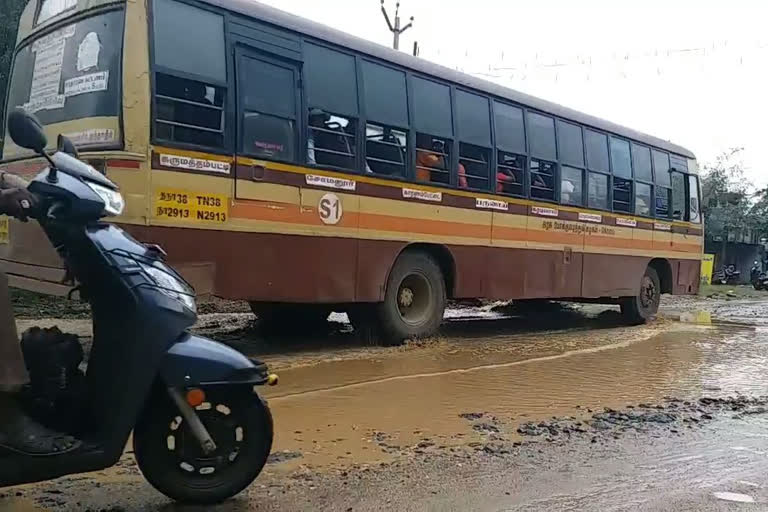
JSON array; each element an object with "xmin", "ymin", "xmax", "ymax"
[{"xmin": 233, "ymin": 46, "xmax": 301, "ymax": 201}]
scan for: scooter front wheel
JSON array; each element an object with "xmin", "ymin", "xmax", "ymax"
[{"xmin": 133, "ymin": 387, "xmax": 273, "ymax": 504}]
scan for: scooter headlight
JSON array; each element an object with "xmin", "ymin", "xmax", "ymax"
[
  {"xmin": 140, "ymin": 262, "xmax": 197, "ymax": 313},
  {"xmin": 88, "ymin": 182, "xmax": 124, "ymax": 216}
]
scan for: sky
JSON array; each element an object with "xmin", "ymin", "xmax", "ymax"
[{"xmin": 258, "ymin": 0, "xmax": 768, "ymax": 187}]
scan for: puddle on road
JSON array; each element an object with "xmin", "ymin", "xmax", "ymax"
[{"xmin": 259, "ymin": 320, "xmax": 768, "ymax": 470}]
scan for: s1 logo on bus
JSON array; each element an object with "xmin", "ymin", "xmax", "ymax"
[{"xmin": 318, "ymin": 193, "xmax": 342, "ymax": 225}]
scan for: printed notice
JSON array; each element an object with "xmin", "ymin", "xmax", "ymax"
[
  {"xmin": 306, "ymin": 174, "xmax": 356, "ymax": 191},
  {"xmin": 402, "ymin": 188, "xmax": 442, "ymax": 202},
  {"xmin": 153, "ymin": 188, "xmax": 229, "ymax": 224},
  {"xmin": 64, "ymin": 71, "xmax": 109, "ymax": 97},
  {"xmin": 531, "ymin": 206, "xmax": 558, "ymax": 217},
  {"xmin": 25, "ymin": 25, "xmax": 75, "ymax": 113},
  {"xmin": 615, "ymin": 217, "xmax": 637, "ymax": 227},
  {"xmin": 159, "ymin": 154, "xmax": 231, "ymax": 175},
  {"xmin": 476, "ymin": 198, "xmax": 508, "ymax": 211},
  {"xmin": 578, "ymin": 212, "xmax": 602, "ymax": 223},
  {"xmin": 0, "ymin": 217, "xmax": 9, "ymax": 245},
  {"xmin": 77, "ymin": 32, "xmax": 101, "ymax": 71},
  {"xmin": 655, "ymin": 223, "xmax": 672, "ymax": 231}
]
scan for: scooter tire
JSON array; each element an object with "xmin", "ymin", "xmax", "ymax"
[{"xmin": 133, "ymin": 388, "xmax": 273, "ymax": 504}]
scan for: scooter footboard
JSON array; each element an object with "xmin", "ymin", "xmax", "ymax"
[{"xmin": 161, "ymin": 334, "xmax": 269, "ymax": 387}]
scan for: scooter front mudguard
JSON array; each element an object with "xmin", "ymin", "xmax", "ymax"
[{"xmin": 160, "ymin": 333, "xmax": 270, "ymax": 387}]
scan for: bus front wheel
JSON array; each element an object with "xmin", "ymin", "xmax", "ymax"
[
  {"xmin": 620, "ymin": 266, "xmax": 661, "ymax": 324},
  {"xmin": 376, "ymin": 251, "xmax": 446, "ymax": 344}
]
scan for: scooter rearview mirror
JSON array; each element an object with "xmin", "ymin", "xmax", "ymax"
[
  {"xmin": 7, "ymin": 108, "xmax": 47, "ymax": 153},
  {"xmin": 57, "ymin": 134, "xmax": 79, "ymax": 159}
]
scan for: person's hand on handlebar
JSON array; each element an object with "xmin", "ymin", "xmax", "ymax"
[{"xmin": 0, "ymin": 188, "xmax": 38, "ymax": 222}]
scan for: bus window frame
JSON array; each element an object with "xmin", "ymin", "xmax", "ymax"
[
  {"xmin": 148, "ymin": 0, "xmax": 235, "ymax": 156},
  {"xmin": 629, "ymin": 142, "xmax": 655, "ymax": 219},
  {"xmin": 455, "ymin": 87, "xmax": 492, "ymax": 192},
  {"xmin": 609, "ymin": 135, "xmax": 633, "ymax": 215},
  {"xmin": 555, "ymin": 119, "xmax": 585, "ymax": 207}
]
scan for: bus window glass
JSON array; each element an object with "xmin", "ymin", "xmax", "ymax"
[
  {"xmin": 527, "ymin": 112, "xmax": 556, "ymax": 160},
  {"xmin": 636, "ymin": 183, "xmax": 652, "ymax": 216},
  {"xmin": 494, "ymin": 102, "xmax": 525, "ymax": 153},
  {"xmin": 689, "ymin": 175, "xmax": 701, "ymax": 223},
  {"xmin": 557, "ymin": 120, "xmax": 584, "ymax": 167},
  {"xmin": 5, "ymin": 10, "xmax": 125, "ymax": 158},
  {"xmin": 456, "ymin": 90, "xmax": 491, "ymax": 147},
  {"xmin": 497, "ymin": 151, "xmax": 524, "ymax": 196},
  {"xmin": 361, "ymin": 61, "xmax": 408, "ymax": 128},
  {"xmin": 239, "ymin": 56, "xmax": 297, "ymax": 161},
  {"xmin": 588, "ymin": 172, "xmax": 608, "ymax": 209},
  {"xmin": 671, "ymin": 172, "xmax": 685, "ymax": 220},
  {"xmin": 585, "ymin": 129, "xmax": 609, "ymax": 173},
  {"xmin": 632, "ymin": 143, "xmax": 652, "ymax": 182},
  {"xmin": 561, "ymin": 166, "xmax": 583, "ymax": 205},
  {"xmin": 366, "ymin": 123, "xmax": 406, "ymax": 177},
  {"xmin": 38, "ymin": 0, "xmax": 77, "ymax": 25},
  {"xmin": 656, "ymin": 187, "xmax": 670, "ymax": 217},
  {"xmin": 304, "ymin": 44, "xmax": 358, "ymax": 117},
  {"xmin": 530, "ymin": 159, "xmax": 556, "ymax": 200},
  {"xmin": 416, "ymin": 134, "xmax": 451, "ymax": 185},
  {"xmin": 610, "ymin": 137, "xmax": 632, "ymax": 178},
  {"xmin": 613, "ymin": 178, "xmax": 632, "ymax": 213},
  {"xmin": 412, "ymin": 77, "xmax": 452, "ymax": 137},
  {"xmin": 653, "ymin": 150, "xmax": 670, "ymax": 187},
  {"xmin": 153, "ymin": 0, "xmax": 226, "ymax": 83},
  {"xmin": 156, "ymin": 74, "xmax": 224, "ymax": 148}
]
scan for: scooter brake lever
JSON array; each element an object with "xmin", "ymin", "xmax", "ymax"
[{"xmin": 145, "ymin": 243, "xmax": 167, "ymax": 260}]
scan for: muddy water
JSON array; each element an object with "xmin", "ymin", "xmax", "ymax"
[{"xmin": 260, "ymin": 321, "xmax": 768, "ymax": 470}]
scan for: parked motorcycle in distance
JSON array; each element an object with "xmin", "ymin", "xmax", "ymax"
[
  {"xmin": 713, "ymin": 264, "xmax": 741, "ymax": 285},
  {"xmin": 750, "ymin": 261, "xmax": 768, "ymax": 290},
  {"xmin": 0, "ymin": 108, "xmax": 278, "ymax": 504}
]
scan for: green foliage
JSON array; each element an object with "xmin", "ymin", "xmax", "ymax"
[{"xmin": 0, "ymin": 0, "xmax": 27, "ymax": 147}]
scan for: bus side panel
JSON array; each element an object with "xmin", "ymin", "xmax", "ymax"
[
  {"xmin": 356, "ymin": 239, "xmax": 406, "ymax": 302},
  {"xmin": 581, "ymin": 254, "xmax": 648, "ymax": 298}
]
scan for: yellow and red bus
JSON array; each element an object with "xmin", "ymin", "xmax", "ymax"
[{"xmin": 1, "ymin": 0, "xmax": 702, "ymax": 342}]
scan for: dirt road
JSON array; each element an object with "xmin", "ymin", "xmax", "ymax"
[{"xmin": 5, "ymin": 291, "xmax": 768, "ymax": 511}]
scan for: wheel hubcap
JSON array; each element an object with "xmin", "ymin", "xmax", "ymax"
[
  {"xmin": 640, "ymin": 276, "xmax": 657, "ymax": 309},
  {"xmin": 397, "ymin": 273, "xmax": 433, "ymax": 326}
]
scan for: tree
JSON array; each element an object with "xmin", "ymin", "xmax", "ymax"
[
  {"xmin": 0, "ymin": 0, "xmax": 27, "ymax": 148},
  {"xmin": 700, "ymin": 148, "xmax": 755, "ymax": 263}
]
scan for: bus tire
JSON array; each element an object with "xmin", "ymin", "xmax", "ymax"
[
  {"xmin": 620, "ymin": 266, "xmax": 661, "ymax": 324},
  {"xmin": 377, "ymin": 251, "xmax": 446, "ymax": 345}
]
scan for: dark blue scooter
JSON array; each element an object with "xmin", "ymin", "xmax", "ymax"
[{"xmin": 0, "ymin": 108, "xmax": 276, "ymax": 504}]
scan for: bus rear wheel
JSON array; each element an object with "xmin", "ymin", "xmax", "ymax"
[
  {"xmin": 376, "ymin": 251, "xmax": 446, "ymax": 345},
  {"xmin": 620, "ymin": 266, "xmax": 661, "ymax": 324}
]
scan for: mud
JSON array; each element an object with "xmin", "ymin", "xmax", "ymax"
[{"xmin": 6, "ymin": 291, "xmax": 768, "ymax": 510}]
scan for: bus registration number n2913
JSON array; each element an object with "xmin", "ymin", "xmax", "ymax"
[{"xmin": 153, "ymin": 188, "xmax": 228, "ymax": 224}]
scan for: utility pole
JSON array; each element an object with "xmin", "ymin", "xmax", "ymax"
[{"xmin": 380, "ymin": 0, "xmax": 413, "ymax": 51}]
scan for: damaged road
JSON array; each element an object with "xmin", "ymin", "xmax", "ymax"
[{"xmin": 5, "ymin": 291, "xmax": 768, "ymax": 510}]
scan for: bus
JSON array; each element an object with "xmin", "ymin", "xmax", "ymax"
[{"xmin": 1, "ymin": 0, "xmax": 703, "ymax": 343}]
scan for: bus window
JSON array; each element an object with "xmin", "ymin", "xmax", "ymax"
[
  {"xmin": 37, "ymin": 0, "xmax": 76, "ymax": 25},
  {"xmin": 689, "ymin": 175, "xmax": 701, "ymax": 223},
  {"xmin": 557, "ymin": 120, "xmax": 584, "ymax": 167},
  {"xmin": 652, "ymin": 150, "xmax": 671, "ymax": 217},
  {"xmin": 366, "ymin": 124, "xmax": 406, "ymax": 177},
  {"xmin": 361, "ymin": 61, "xmax": 408, "ymax": 177},
  {"xmin": 632, "ymin": 143, "xmax": 653, "ymax": 182},
  {"xmin": 416, "ymin": 134, "xmax": 451, "ymax": 185},
  {"xmin": 588, "ymin": 172, "xmax": 609, "ymax": 210},
  {"xmin": 152, "ymin": 0, "xmax": 227, "ymax": 149},
  {"xmin": 528, "ymin": 112, "xmax": 556, "ymax": 161},
  {"xmin": 585, "ymin": 129, "xmax": 609, "ymax": 173},
  {"xmin": 497, "ymin": 151, "xmax": 524, "ymax": 196},
  {"xmin": 494, "ymin": 102, "xmax": 525, "ymax": 154},
  {"xmin": 636, "ymin": 182, "xmax": 652, "ymax": 216},
  {"xmin": 561, "ymin": 166, "xmax": 584, "ymax": 206},
  {"xmin": 308, "ymin": 109, "xmax": 356, "ymax": 170},
  {"xmin": 530, "ymin": 159, "xmax": 556, "ymax": 201},
  {"xmin": 671, "ymin": 172, "xmax": 686, "ymax": 220},
  {"xmin": 459, "ymin": 143, "xmax": 489, "ymax": 190}
]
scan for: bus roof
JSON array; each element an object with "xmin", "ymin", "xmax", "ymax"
[{"xmin": 204, "ymin": 0, "xmax": 696, "ymax": 160}]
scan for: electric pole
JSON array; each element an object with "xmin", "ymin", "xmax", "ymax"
[{"xmin": 380, "ymin": 0, "xmax": 413, "ymax": 51}]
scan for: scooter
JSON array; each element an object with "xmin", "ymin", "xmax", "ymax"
[
  {"xmin": 751, "ymin": 261, "xmax": 768, "ymax": 291},
  {"xmin": 713, "ymin": 264, "xmax": 741, "ymax": 285},
  {"xmin": 0, "ymin": 108, "xmax": 277, "ymax": 504}
]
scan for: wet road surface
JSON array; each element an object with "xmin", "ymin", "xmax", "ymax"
[{"xmin": 6, "ymin": 296, "xmax": 768, "ymax": 510}]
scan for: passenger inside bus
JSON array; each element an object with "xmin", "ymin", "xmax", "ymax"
[
  {"xmin": 415, "ymin": 136, "xmax": 466, "ymax": 187},
  {"xmin": 307, "ymin": 108, "xmax": 356, "ymax": 170}
]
